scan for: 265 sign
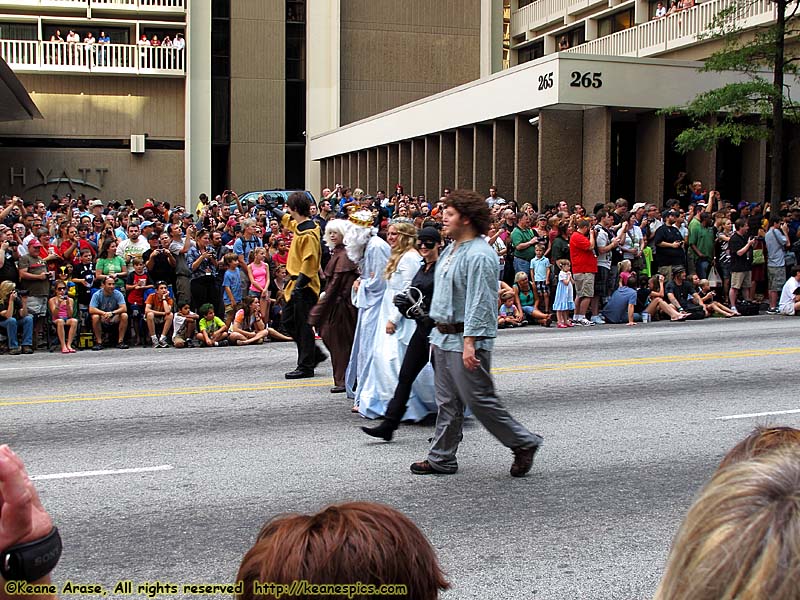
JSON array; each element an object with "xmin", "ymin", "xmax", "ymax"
[
  {"xmin": 570, "ymin": 71, "xmax": 603, "ymax": 88},
  {"xmin": 537, "ymin": 72, "xmax": 554, "ymax": 91}
]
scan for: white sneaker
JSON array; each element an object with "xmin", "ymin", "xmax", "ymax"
[
  {"xmin": 590, "ymin": 316, "xmax": 604, "ymax": 325},
  {"xmin": 151, "ymin": 335, "xmax": 160, "ymax": 348},
  {"xmin": 579, "ymin": 318, "xmax": 594, "ymax": 326}
]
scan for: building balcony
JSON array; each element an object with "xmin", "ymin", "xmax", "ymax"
[
  {"xmin": 1, "ymin": 40, "xmax": 186, "ymax": 76},
  {"xmin": 563, "ymin": 0, "xmax": 775, "ymax": 57},
  {"xmin": 0, "ymin": 0, "xmax": 185, "ymax": 13}
]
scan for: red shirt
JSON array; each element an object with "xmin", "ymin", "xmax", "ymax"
[
  {"xmin": 569, "ymin": 231, "xmax": 597, "ymax": 274},
  {"xmin": 59, "ymin": 239, "xmax": 95, "ymax": 264}
]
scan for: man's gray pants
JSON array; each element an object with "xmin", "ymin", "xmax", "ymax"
[{"xmin": 427, "ymin": 346, "xmax": 542, "ymax": 473}]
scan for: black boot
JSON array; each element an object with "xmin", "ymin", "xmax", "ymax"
[{"xmin": 361, "ymin": 421, "xmax": 397, "ymax": 442}]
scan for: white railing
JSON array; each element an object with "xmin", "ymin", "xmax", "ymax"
[
  {"xmin": 512, "ymin": 0, "xmax": 571, "ymax": 36},
  {"xmin": 1, "ymin": 41, "xmax": 185, "ymax": 75},
  {"xmin": 0, "ymin": 39, "xmax": 38, "ymax": 68},
  {"xmin": 565, "ymin": 0, "xmax": 775, "ymax": 57},
  {"xmin": 0, "ymin": 0, "xmax": 184, "ymax": 9}
]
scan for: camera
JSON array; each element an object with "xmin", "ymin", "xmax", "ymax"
[
  {"xmin": 18, "ymin": 289, "xmax": 29, "ymax": 297},
  {"xmin": 9, "ymin": 241, "xmax": 17, "ymax": 247}
]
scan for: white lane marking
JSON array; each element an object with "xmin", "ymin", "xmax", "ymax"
[
  {"xmin": 31, "ymin": 465, "xmax": 174, "ymax": 481},
  {"xmin": 715, "ymin": 409, "xmax": 800, "ymax": 421}
]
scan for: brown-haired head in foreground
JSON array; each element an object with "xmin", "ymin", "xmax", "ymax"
[
  {"xmin": 236, "ymin": 502, "xmax": 449, "ymax": 600},
  {"xmin": 654, "ymin": 448, "xmax": 800, "ymax": 600},
  {"xmin": 717, "ymin": 425, "xmax": 800, "ymax": 470},
  {"xmin": 443, "ymin": 189, "xmax": 491, "ymax": 236}
]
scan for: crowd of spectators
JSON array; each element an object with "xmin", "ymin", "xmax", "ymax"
[
  {"xmin": 1, "ymin": 183, "xmax": 798, "ymax": 355},
  {"xmin": 45, "ymin": 29, "xmax": 184, "ymax": 68}
]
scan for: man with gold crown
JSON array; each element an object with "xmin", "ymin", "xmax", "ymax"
[{"xmin": 344, "ymin": 210, "xmax": 390, "ymax": 410}]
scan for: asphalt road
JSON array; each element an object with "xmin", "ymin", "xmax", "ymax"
[{"xmin": 3, "ymin": 314, "xmax": 799, "ymax": 599}]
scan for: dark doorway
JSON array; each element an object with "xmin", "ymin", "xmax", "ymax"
[
  {"xmin": 664, "ymin": 115, "xmax": 690, "ymax": 206},
  {"xmin": 716, "ymin": 140, "xmax": 742, "ymax": 202},
  {"xmin": 610, "ymin": 122, "xmax": 636, "ymax": 203}
]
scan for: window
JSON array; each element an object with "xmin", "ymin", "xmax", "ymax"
[
  {"xmin": 598, "ymin": 8, "xmax": 634, "ymax": 38},
  {"xmin": 0, "ymin": 23, "xmax": 36, "ymax": 40},
  {"xmin": 517, "ymin": 40, "xmax": 544, "ymax": 64},
  {"xmin": 212, "ymin": 0, "xmax": 231, "ymax": 191},
  {"xmin": 285, "ymin": 0, "xmax": 306, "ymax": 188},
  {"xmin": 287, "ymin": 0, "xmax": 305, "ymax": 24},
  {"xmin": 43, "ymin": 25, "xmax": 129, "ymax": 43}
]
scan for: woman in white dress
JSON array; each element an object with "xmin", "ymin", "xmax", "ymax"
[{"xmin": 356, "ymin": 221, "xmax": 436, "ymax": 421}]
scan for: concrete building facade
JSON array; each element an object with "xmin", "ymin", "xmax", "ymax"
[{"xmin": 311, "ymin": 0, "xmax": 800, "ymax": 207}]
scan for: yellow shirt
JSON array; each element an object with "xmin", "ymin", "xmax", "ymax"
[{"xmin": 281, "ymin": 213, "xmax": 321, "ymax": 301}]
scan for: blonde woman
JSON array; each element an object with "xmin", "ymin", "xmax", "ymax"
[{"xmin": 356, "ymin": 222, "xmax": 436, "ymax": 421}]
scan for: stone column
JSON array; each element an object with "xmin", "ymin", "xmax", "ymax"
[
  {"xmin": 582, "ymin": 107, "xmax": 611, "ymax": 207},
  {"xmin": 635, "ymin": 112, "xmax": 666, "ymax": 206},
  {"xmin": 474, "ymin": 124, "xmax": 493, "ymax": 196},
  {"xmin": 455, "ymin": 128, "xmax": 474, "ymax": 190},
  {"xmin": 538, "ymin": 110, "xmax": 583, "ymax": 210},
  {"xmin": 515, "ymin": 115, "xmax": 538, "ymax": 208},
  {"xmin": 786, "ymin": 122, "xmax": 800, "ymax": 198},
  {"xmin": 185, "ymin": 0, "xmax": 212, "ymax": 210},
  {"xmin": 440, "ymin": 132, "xmax": 456, "ymax": 194},
  {"xmin": 411, "ymin": 138, "xmax": 425, "ymax": 197},
  {"xmin": 425, "ymin": 135, "xmax": 440, "ymax": 202}
]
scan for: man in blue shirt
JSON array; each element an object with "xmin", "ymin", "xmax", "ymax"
[
  {"xmin": 601, "ymin": 273, "xmax": 639, "ymax": 326},
  {"xmin": 410, "ymin": 189, "xmax": 543, "ymax": 478},
  {"xmin": 89, "ymin": 275, "xmax": 129, "ymax": 350}
]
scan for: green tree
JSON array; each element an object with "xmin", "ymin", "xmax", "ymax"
[{"xmin": 665, "ymin": 0, "xmax": 799, "ymax": 202}]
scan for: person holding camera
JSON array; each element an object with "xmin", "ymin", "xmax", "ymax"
[
  {"xmin": 728, "ymin": 218, "xmax": 756, "ymax": 309},
  {"xmin": 362, "ymin": 226, "xmax": 441, "ymax": 440},
  {"xmin": 186, "ymin": 229, "xmax": 220, "ymax": 315},
  {"xmin": 0, "ymin": 226, "xmax": 19, "ymax": 285},
  {"xmin": 0, "ymin": 281, "xmax": 33, "ymax": 355}
]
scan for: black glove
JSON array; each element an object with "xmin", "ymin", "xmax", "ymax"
[
  {"xmin": 393, "ymin": 292, "xmax": 414, "ymax": 316},
  {"xmin": 271, "ymin": 206, "xmax": 286, "ymax": 221},
  {"xmin": 291, "ymin": 273, "xmax": 311, "ymax": 299}
]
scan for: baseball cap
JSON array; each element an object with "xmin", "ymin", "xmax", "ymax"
[
  {"xmin": 29, "ymin": 239, "xmax": 42, "ymax": 248},
  {"xmin": 139, "ymin": 220, "xmax": 154, "ymax": 228},
  {"xmin": 418, "ymin": 226, "xmax": 441, "ymax": 244},
  {"xmin": 148, "ymin": 232, "xmax": 159, "ymax": 241},
  {"xmin": 672, "ymin": 265, "xmax": 686, "ymax": 275},
  {"xmin": 631, "ymin": 202, "xmax": 646, "ymax": 212},
  {"xmin": 89, "ymin": 199, "xmax": 103, "ymax": 208}
]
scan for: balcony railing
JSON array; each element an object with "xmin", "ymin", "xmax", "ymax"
[
  {"xmin": 1, "ymin": 40, "xmax": 186, "ymax": 75},
  {"xmin": 564, "ymin": 0, "xmax": 775, "ymax": 57},
  {"xmin": 511, "ymin": 0, "xmax": 571, "ymax": 36},
  {"xmin": 0, "ymin": 0, "xmax": 185, "ymax": 10}
]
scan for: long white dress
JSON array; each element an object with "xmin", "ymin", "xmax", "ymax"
[
  {"xmin": 345, "ymin": 236, "xmax": 390, "ymax": 400},
  {"xmin": 356, "ymin": 250, "xmax": 437, "ymax": 421}
]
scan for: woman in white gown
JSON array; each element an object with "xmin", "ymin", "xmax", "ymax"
[{"xmin": 356, "ymin": 221, "xmax": 437, "ymax": 421}]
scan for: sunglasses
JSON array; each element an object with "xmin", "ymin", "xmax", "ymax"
[{"xmin": 417, "ymin": 240, "xmax": 437, "ymax": 249}]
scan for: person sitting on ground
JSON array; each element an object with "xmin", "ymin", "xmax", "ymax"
[
  {"xmin": 601, "ymin": 273, "xmax": 639, "ymax": 326},
  {"xmin": 145, "ymin": 281, "xmax": 174, "ymax": 348},
  {"xmin": 195, "ymin": 303, "xmax": 228, "ymax": 347},
  {"xmin": 498, "ymin": 290, "xmax": 524, "ymax": 328},
  {"xmin": 779, "ymin": 264, "xmax": 800, "ymax": 316},
  {"xmin": 512, "ymin": 271, "xmax": 551, "ymax": 325},
  {"xmin": 637, "ymin": 274, "xmax": 689, "ymax": 322},
  {"xmin": 48, "ymin": 280, "xmax": 78, "ymax": 353},
  {"xmin": 694, "ymin": 278, "xmax": 737, "ymax": 318},
  {"xmin": 236, "ymin": 501, "xmax": 450, "ymax": 600},
  {"xmin": 655, "ymin": 446, "xmax": 800, "ymax": 599},
  {"xmin": 227, "ymin": 296, "xmax": 288, "ymax": 346},
  {"xmin": 89, "ymin": 275, "xmax": 129, "ymax": 350},
  {"xmin": 171, "ymin": 302, "xmax": 198, "ymax": 348},
  {"xmin": 665, "ymin": 266, "xmax": 703, "ymax": 317}
]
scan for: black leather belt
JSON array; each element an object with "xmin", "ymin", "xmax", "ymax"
[{"xmin": 435, "ymin": 322, "xmax": 464, "ymax": 334}]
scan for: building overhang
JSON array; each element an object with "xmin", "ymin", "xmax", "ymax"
[
  {"xmin": 0, "ymin": 58, "xmax": 43, "ymax": 122},
  {"xmin": 310, "ymin": 53, "xmax": 793, "ymax": 160}
]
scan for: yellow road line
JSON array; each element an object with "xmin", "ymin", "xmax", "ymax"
[{"xmin": 2, "ymin": 347, "xmax": 796, "ymax": 408}]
